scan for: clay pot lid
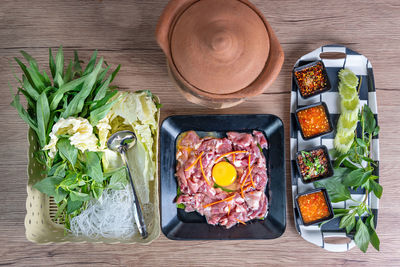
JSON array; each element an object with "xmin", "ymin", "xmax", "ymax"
[{"xmin": 170, "ymin": 0, "xmax": 270, "ymax": 95}]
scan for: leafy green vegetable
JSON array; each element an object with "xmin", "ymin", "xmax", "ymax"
[
  {"xmin": 57, "ymin": 138, "xmax": 78, "ymax": 167},
  {"xmin": 177, "ymin": 203, "xmax": 186, "ymax": 209},
  {"xmin": 316, "ymin": 104, "xmax": 381, "ymax": 253},
  {"xmin": 355, "ymin": 219, "xmax": 370, "ymax": 253},
  {"xmin": 33, "ymin": 176, "xmax": 63, "ymax": 196},
  {"xmin": 108, "ymin": 168, "xmax": 128, "ymax": 190},
  {"xmin": 314, "ymin": 168, "xmax": 351, "ymax": 202},
  {"xmin": 86, "ymin": 151, "xmax": 104, "ymax": 183},
  {"xmin": 10, "ymin": 47, "xmax": 123, "ymax": 228}
]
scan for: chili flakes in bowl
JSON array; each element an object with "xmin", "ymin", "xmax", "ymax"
[{"xmin": 294, "ymin": 61, "xmax": 331, "ymax": 98}]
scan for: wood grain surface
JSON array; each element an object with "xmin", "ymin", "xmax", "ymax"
[{"xmin": 1, "ymin": 0, "xmax": 400, "ymax": 266}]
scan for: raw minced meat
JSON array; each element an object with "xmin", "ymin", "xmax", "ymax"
[{"xmin": 175, "ymin": 130, "xmax": 269, "ymax": 228}]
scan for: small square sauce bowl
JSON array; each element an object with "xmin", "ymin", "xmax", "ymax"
[
  {"xmin": 295, "ymin": 188, "xmax": 334, "ymax": 226},
  {"xmin": 296, "ymin": 145, "xmax": 334, "ymax": 184},
  {"xmin": 295, "ymin": 102, "xmax": 333, "ymax": 140},
  {"xmin": 293, "ymin": 60, "xmax": 331, "ymax": 99}
]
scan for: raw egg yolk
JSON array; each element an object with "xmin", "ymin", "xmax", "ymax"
[{"xmin": 212, "ymin": 162, "xmax": 237, "ymax": 187}]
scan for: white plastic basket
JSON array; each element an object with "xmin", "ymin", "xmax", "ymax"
[{"xmin": 24, "ymin": 107, "xmax": 160, "ymax": 244}]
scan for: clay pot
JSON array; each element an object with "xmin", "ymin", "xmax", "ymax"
[{"xmin": 156, "ymin": 0, "xmax": 284, "ymax": 109}]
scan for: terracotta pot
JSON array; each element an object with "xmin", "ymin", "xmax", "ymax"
[{"xmin": 156, "ymin": 0, "xmax": 284, "ymax": 109}]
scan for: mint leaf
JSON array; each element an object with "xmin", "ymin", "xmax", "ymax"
[
  {"xmin": 57, "ymin": 138, "xmax": 78, "ymax": 167},
  {"xmin": 33, "ymin": 176, "xmax": 63, "ymax": 196},
  {"xmin": 85, "ymin": 151, "xmax": 103, "ymax": 183},
  {"xmin": 355, "ymin": 219, "xmax": 370, "ymax": 253}
]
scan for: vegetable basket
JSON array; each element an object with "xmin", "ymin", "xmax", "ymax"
[{"xmin": 24, "ymin": 104, "xmax": 161, "ymax": 244}]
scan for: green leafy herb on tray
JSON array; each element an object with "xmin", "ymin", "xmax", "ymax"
[{"xmin": 315, "ymin": 104, "xmax": 381, "ymax": 253}]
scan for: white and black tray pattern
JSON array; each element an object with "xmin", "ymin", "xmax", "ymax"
[{"xmin": 290, "ymin": 45, "xmax": 379, "ymax": 252}]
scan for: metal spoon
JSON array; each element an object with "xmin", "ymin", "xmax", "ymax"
[{"xmin": 107, "ymin": 130, "xmax": 148, "ymax": 239}]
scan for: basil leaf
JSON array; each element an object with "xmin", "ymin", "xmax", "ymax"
[
  {"xmin": 366, "ymin": 215, "xmax": 380, "ymax": 251},
  {"xmin": 363, "ymin": 105, "xmax": 376, "ymax": 135},
  {"xmin": 370, "ymin": 179, "xmax": 383, "ymax": 198},
  {"xmin": 86, "ymin": 151, "xmax": 103, "ymax": 183},
  {"xmin": 355, "ymin": 219, "xmax": 370, "ymax": 253},
  {"xmin": 69, "ymin": 191, "xmax": 90, "ymax": 202},
  {"xmin": 67, "ymin": 200, "xmax": 83, "ymax": 214},
  {"xmin": 342, "ymin": 159, "xmax": 360, "ymax": 170},
  {"xmin": 334, "ymin": 153, "xmax": 349, "ymax": 168},
  {"xmin": 57, "ymin": 138, "xmax": 78, "ymax": 167},
  {"xmin": 343, "ymin": 168, "xmax": 365, "ymax": 187},
  {"xmin": 314, "ymin": 167, "xmax": 351, "ymax": 202},
  {"xmin": 333, "ymin": 209, "xmax": 349, "ymax": 215},
  {"xmin": 373, "ymin": 126, "xmax": 380, "ymax": 136},
  {"xmin": 33, "ymin": 176, "xmax": 63, "ymax": 197},
  {"xmin": 356, "ymin": 138, "xmax": 367, "ymax": 148},
  {"xmin": 339, "ymin": 212, "xmax": 356, "ymax": 233}
]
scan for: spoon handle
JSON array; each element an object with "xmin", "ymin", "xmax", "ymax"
[{"xmin": 120, "ymin": 149, "xmax": 148, "ymax": 239}]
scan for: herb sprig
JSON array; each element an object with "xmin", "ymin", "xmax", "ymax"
[
  {"xmin": 300, "ymin": 151, "xmax": 326, "ymax": 180},
  {"xmin": 314, "ymin": 105, "xmax": 381, "ymax": 252},
  {"xmin": 10, "ymin": 47, "xmax": 126, "ymax": 227}
]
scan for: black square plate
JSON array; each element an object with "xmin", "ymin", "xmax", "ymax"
[{"xmin": 160, "ymin": 114, "xmax": 286, "ymax": 240}]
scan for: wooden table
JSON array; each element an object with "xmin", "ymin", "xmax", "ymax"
[{"xmin": 1, "ymin": 0, "xmax": 399, "ymax": 265}]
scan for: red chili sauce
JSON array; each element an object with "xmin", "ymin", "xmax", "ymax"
[
  {"xmin": 297, "ymin": 105, "xmax": 331, "ymax": 138},
  {"xmin": 297, "ymin": 191, "xmax": 330, "ymax": 224}
]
